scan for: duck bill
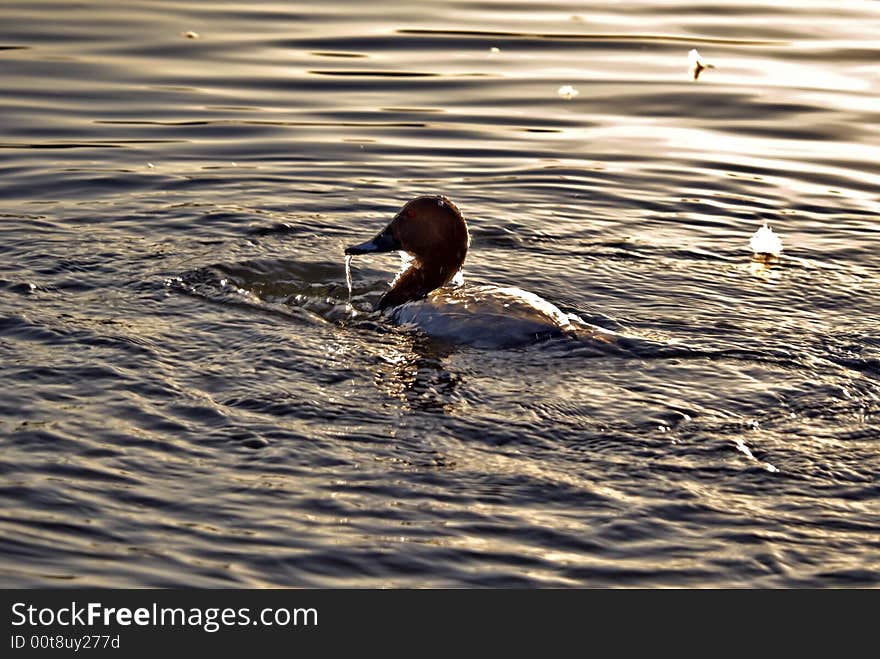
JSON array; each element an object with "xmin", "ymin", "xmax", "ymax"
[{"xmin": 344, "ymin": 225, "xmax": 401, "ymax": 255}]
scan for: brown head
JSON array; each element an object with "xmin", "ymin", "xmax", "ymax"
[{"xmin": 345, "ymin": 195, "xmax": 469, "ymax": 310}]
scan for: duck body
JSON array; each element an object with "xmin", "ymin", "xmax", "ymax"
[
  {"xmin": 391, "ymin": 284, "xmax": 572, "ymax": 348},
  {"xmin": 345, "ymin": 195, "xmax": 618, "ymax": 349}
]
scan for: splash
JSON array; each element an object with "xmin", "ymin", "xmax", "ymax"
[
  {"xmin": 344, "ymin": 254, "xmax": 355, "ymax": 311},
  {"xmin": 749, "ymin": 223, "xmax": 783, "ymax": 258}
]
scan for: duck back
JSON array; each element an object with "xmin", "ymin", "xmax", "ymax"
[{"xmin": 390, "ymin": 284, "xmax": 601, "ymax": 348}]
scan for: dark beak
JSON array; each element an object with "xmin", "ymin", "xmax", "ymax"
[{"xmin": 345, "ymin": 224, "xmax": 401, "ymax": 255}]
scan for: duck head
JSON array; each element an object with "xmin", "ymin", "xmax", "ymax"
[{"xmin": 345, "ymin": 195, "xmax": 469, "ymax": 311}]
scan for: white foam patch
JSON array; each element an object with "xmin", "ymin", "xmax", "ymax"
[{"xmin": 749, "ymin": 223, "xmax": 783, "ymax": 256}]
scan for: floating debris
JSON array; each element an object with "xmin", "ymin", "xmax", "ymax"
[
  {"xmin": 749, "ymin": 222, "xmax": 783, "ymax": 261},
  {"xmin": 688, "ymin": 48, "xmax": 714, "ymax": 81},
  {"xmin": 489, "ymin": 46, "xmax": 500, "ymax": 54},
  {"xmin": 344, "ymin": 254, "xmax": 357, "ymax": 316},
  {"xmin": 183, "ymin": 31, "xmax": 200, "ymax": 39},
  {"xmin": 147, "ymin": 162, "xmax": 155, "ymax": 168},
  {"xmin": 557, "ymin": 85, "xmax": 579, "ymax": 100}
]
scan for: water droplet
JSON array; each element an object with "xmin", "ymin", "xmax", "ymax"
[{"xmin": 344, "ymin": 254, "xmax": 357, "ymax": 317}]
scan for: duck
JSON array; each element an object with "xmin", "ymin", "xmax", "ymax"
[{"xmin": 344, "ymin": 195, "xmax": 620, "ymax": 349}]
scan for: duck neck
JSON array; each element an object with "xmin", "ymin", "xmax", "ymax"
[{"xmin": 376, "ymin": 257, "xmax": 463, "ymax": 311}]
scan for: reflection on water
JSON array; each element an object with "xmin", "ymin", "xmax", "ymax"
[
  {"xmin": 0, "ymin": 0, "xmax": 878, "ymax": 587},
  {"xmin": 746, "ymin": 258, "xmax": 780, "ymax": 281},
  {"xmin": 371, "ymin": 339, "xmax": 459, "ymax": 413}
]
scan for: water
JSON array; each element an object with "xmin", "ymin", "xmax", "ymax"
[{"xmin": 1, "ymin": 0, "xmax": 878, "ymax": 587}]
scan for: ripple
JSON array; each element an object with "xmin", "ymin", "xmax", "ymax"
[{"xmin": 397, "ymin": 28, "xmax": 786, "ymax": 46}]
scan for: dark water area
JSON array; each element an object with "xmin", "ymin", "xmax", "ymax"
[{"xmin": 1, "ymin": 1, "xmax": 878, "ymax": 587}]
